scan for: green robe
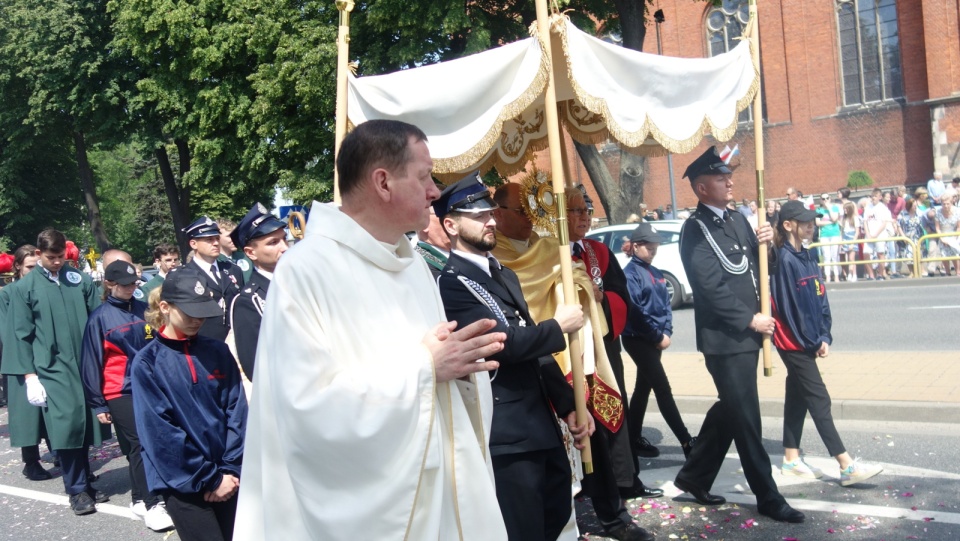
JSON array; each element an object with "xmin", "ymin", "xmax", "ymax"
[
  {"xmin": 0, "ymin": 282, "xmax": 45, "ymax": 447},
  {"xmin": 1, "ymin": 266, "xmax": 111, "ymax": 449}
]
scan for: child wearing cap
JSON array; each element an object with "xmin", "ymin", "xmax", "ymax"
[
  {"xmin": 131, "ymin": 267, "xmax": 247, "ymax": 541},
  {"xmin": 80, "ymin": 260, "xmax": 173, "ymax": 530},
  {"xmin": 621, "ymin": 223, "xmax": 696, "ymax": 459},
  {"xmin": 771, "ymin": 201, "xmax": 882, "ymax": 487}
]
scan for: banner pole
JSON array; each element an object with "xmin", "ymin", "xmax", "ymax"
[{"xmin": 333, "ymin": 1, "xmax": 355, "ymax": 204}]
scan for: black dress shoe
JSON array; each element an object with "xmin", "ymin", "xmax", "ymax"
[
  {"xmin": 634, "ymin": 436, "xmax": 660, "ymax": 458},
  {"xmin": 69, "ymin": 491, "xmax": 97, "ymax": 516},
  {"xmin": 86, "ymin": 488, "xmax": 109, "ymax": 503},
  {"xmin": 22, "ymin": 461, "xmax": 53, "ymax": 481},
  {"xmin": 759, "ymin": 502, "xmax": 805, "ymax": 523},
  {"xmin": 620, "ymin": 482, "xmax": 664, "ymax": 500},
  {"xmin": 605, "ymin": 522, "xmax": 655, "ymax": 541},
  {"xmin": 674, "ymin": 478, "xmax": 726, "ymax": 505}
]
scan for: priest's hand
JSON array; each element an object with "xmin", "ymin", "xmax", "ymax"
[
  {"xmin": 204, "ymin": 474, "xmax": 239, "ymax": 502},
  {"xmin": 25, "ymin": 375, "xmax": 47, "ymax": 407},
  {"xmin": 564, "ymin": 411, "xmax": 595, "ymax": 450},
  {"xmin": 426, "ymin": 320, "xmax": 504, "ymax": 383}
]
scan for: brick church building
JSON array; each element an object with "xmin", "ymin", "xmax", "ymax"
[{"xmin": 562, "ymin": 0, "xmax": 960, "ymax": 216}]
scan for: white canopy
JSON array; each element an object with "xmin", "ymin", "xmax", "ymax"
[{"xmin": 347, "ymin": 15, "xmax": 758, "ymax": 179}]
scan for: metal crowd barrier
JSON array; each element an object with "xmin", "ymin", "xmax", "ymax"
[
  {"xmin": 809, "ymin": 236, "xmax": 920, "ymax": 279},
  {"xmin": 915, "ymin": 231, "xmax": 960, "ymax": 275}
]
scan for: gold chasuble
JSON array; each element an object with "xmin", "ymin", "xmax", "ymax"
[{"xmin": 492, "ymin": 231, "xmax": 624, "ymax": 432}]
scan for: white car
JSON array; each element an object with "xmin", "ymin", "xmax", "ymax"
[{"xmin": 585, "ymin": 220, "xmax": 693, "ymax": 309}]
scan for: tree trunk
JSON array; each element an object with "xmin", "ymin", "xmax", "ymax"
[
  {"xmin": 73, "ymin": 130, "xmax": 111, "ymax": 252},
  {"xmin": 156, "ymin": 145, "xmax": 191, "ymax": 255},
  {"xmin": 573, "ymin": 3, "xmax": 650, "ymax": 226}
]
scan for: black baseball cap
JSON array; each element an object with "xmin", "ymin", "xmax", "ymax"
[
  {"xmin": 778, "ymin": 200, "xmax": 818, "ymax": 224},
  {"xmin": 160, "ymin": 268, "xmax": 224, "ymax": 319},
  {"xmin": 104, "ymin": 260, "xmax": 139, "ymax": 285},
  {"xmin": 629, "ymin": 222, "xmax": 667, "ymax": 244}
]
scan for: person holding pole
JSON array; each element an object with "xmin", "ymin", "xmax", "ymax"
[
  {"xmin": 672, "ymin": 146, "xmax": 805, "ymax": 524},
  {"xmin": 435, "ymin": 175, "xmax": 594, "ymax": 541}
]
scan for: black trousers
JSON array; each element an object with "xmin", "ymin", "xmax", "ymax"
[
  {"xmin": 492, "ymin": 446, "xmax": 571, "ymax": 541},
  {"xmin": 164, "ymin": 491, "xmax": 238, "ymax": 541},
  {"xmin": 602, "ymin": 337, "xmax": 640, "ymax": 489},
  {"xmin": 58, "ymin": 446, "xmax": 91, "ymax": 496},
  {"xmin": 582, "ymin": 423, "xmax": 634, "ymax": 531},
  {"xmin": 108, "ymin": 395, "xmax": 161, "ymax": 508},
  {"xmin": 779, "ymin": 349, "xmax": 846, "ymax": 457},
  {"xmin": 622, "ymin": 336, "xmax": 692, "ymax": 451},
  {"xmin": 675, "ymin": 351, "xmax": 784, "ymax": 511}
]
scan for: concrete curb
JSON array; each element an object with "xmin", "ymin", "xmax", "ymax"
[{"xmin": 666, "ymin": 396, "xmax": 960, "ymax": 424}]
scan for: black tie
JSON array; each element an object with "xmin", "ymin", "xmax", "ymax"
[
  {"xmin": 210, "ymin": 264, "xmax": 220, "ymax": 284},
  {"xmin": 572, "ymin": 243, "xmax": 583, "ymax": 258},
  {"xmin": 722, "ymin": 210, "xmax": 730, "ymax": 222},
  {"xmin": 488, "ymin": 258, "xmax": 509, "ymax": 290}
]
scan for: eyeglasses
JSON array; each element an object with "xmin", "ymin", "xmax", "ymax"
[{"xmin": 568, "ymin": 208, "xmax": 593, "ymax": 217}]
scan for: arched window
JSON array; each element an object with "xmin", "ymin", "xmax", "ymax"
[
  {"xmin": 705, "ymin": 0, "xmax": 756, "ymax": 123},
  {"xmin": 836, "ymin": 0, "xmax": 903, "ymax": 106}
]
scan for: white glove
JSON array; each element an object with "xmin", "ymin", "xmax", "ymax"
[{"xmin": 25, "ymin": 377, "xmax": 47, "ymax": 407}]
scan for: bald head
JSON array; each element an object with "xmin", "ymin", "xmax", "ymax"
[
  {"xmin": 492, "ymin": 183, "xmax": 533, "ymax": 241},
  {"xmin": 103, "ymin": 249, "xmax": 132, "ymax": 268}
]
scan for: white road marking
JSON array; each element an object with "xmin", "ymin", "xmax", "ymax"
[
  {"xmin": 0, "ymin": 483, "xmax": 139, "ymax": 520},
  {"xmin": 907, "ymin": 305, "xmax": 960, "ymax": 310},
  {"xmin": 642, "ymin": 454, "xmax": 960, "ymax": 524}
]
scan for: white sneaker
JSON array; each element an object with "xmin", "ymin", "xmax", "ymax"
[
  {"xmin": 130, "ymin": 500, "xmax": 147, "ymax": 518},
  {"xmin": 840, "ymin": 460, "xmax": 883, "ymax": 486},
  {"xmin": 781, "ymin": 457, "xmax": 823, "ymax": 479},
  {"xmin": 143, "ymin": 501, "xmax": 175, "ymax": 532}
]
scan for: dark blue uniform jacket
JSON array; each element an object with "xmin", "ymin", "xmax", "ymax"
[
  {"xmin": 132, "ymin": 331, "xmax": 247, "ymax": 495},
  {"xmin": 771, "ymin": 243, "xmax": 832, "ymax": 354},
  {"xmin": 80, "ymin": 296, "xmax": 152, "ymax": 414},
  {"xmin": 622, "ymin": 256, "xmax": 673, "ymax": 344}
]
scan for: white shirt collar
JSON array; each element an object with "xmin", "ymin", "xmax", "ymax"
[
  {"xmin": 703, "ymin": 203, "xmax": 727, "ymax": 220},
  {"xmin": 507, "ymin": 237, "xmax": 530, "ymax": 254},
  {"xmin": 254, "ymin": 268, "xmax": 273, "ymax": 280},
  {"xmin": 453, "ymin": 249, "xmax": 496, "ymax": 277}
]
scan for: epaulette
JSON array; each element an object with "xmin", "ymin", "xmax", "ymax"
[{"xmin": 242, "ymin": 287, "xmax": 252, "ymax": 293}]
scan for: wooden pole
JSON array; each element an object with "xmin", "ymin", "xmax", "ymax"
[
  {"xmin": 749, "ymin": 0, "xmax": 773, "ymax": 377},
  {"xmin": 333, "ymin": 0, "xmax": 355, "ymax": 204},
  {"xmin": 535, "ymin": 0, "xmax": 592, "ymax": 472}
]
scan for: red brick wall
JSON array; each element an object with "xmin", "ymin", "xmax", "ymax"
[{"xmin": 562, "ymin": 0, "xmax": 960, "ymax": 216}]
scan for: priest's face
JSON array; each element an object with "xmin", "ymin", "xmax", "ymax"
[
  {"xmin": 36, "ymin": 249, "xmax": 66, "ymax": 274},
  {"xmin": 566, "ymin": 194, "xmax": 591, "ymax": 242},
  {"xmin": 390, "ymin": 138, "xmax": 438, "ymax": 235}
]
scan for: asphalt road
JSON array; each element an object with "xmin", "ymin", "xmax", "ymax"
[
  {"xmin": 578, "ymin": 414, "xmax": 960, "ymax": 541},
  {"xmin": 668, "ymin": 278, "xmax": 960, "ymax": 353}
]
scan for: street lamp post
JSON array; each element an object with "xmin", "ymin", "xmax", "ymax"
[{"xmin": 654, "ymin": 10, "xmax": 679, "ymax": 218}]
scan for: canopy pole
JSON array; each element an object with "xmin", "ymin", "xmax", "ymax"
[
  {"xmin": 333, "ymin": 0, "xmax": 355, "ymax": 204},
  {"xmin": 535, "ymin": 0, "xmax": 592, "ymax": 473},
  {"xmin": 749, "ymin": 0, "xmax": 773, "ymax": 377}
]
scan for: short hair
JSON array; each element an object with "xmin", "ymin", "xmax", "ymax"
[
  {"xmin": 13, "ymin": 244, "xmax": 38, "ymax": 278},
  {"xmin": 336, "ymin": 120, "xmax": 428, "ymax": 198},
  {"xmin": 493, "ymin": 182, "xmax": 521, "ymax": 207},
  {"xmin": 36, "ymin": 228, "xmax": 66, "ymax": 253},
  {"xmin": 216, "ymin": 218, "xmax": 236, "ymax": 232},
  {"xmin": 838, "ymin": 187, "xmax": 851, "ymax": 199},
  {"xmin": 871, "ymin": 187, "xmax": 882, "ymax": 196},
  {"xmin": 153, "ymin": 243, "xmax": 180, "ymax": 260}
]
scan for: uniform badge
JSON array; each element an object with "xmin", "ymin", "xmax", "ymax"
[
  {"xmin": 195, "ymin": 281, "xmax": 205, "ymax": 295},
  {"xmin": 237, "ymin": 259, "xmax": 250, "ymax": 272},
  {"xmin": 126, "ymin": 266, "xmax": 135, "ymax": 274},
  {"xmin": 257, "ymin": 202, "xmax": 268, "ymax": 214},
  {"xmin": 66, "ymin": 271, "xmax": 82, "ymax": 284},
  {"xmin": 144, "ymin": 324, "xmax": 153, "ymax": 340},
  {"xmin": 133, "ymin": 289, "xmax": 144, "ymax": 300}
]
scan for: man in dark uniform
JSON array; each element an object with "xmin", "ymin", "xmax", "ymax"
[
  {"xmin": 228, "ymin": 203, "xmax": 288, "ymax": 381},
  {"xmin": 434, "ymin": 176, "xmax": 597, "ymax": 541},
  {"xmin": 217, "ymin": 218, "xmax": 255, "ymax": 283},
  {"xmin": 674, "ymin": 146, "xmax": 804, "ymax": 523},
  {"xmin": 183, "ymin": 217, "xmax": 243, "ymax": 341}
]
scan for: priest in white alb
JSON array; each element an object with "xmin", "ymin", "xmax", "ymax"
[{"xmin": 234, "ymin": 120, "xmax": 509, "ymax": 540}]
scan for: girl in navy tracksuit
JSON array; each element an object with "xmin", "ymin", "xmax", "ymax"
[
  {"xmin": 80, "ymin": 260, "xmax": 171, "ymax": 530},
  {"xmin": 772, "ymin": 201, "xmax": 881, "ymax": 487},
  {"xmin": 620, "ymin": 223, "xmax": 695, "ymax": 459},
  {"xmin": 132, "ymin": 267, "xmax": 247, "ymax": 541}
]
